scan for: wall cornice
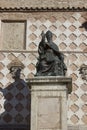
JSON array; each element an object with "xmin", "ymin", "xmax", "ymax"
[
  {"xmin": 0, "ymin": 7, "xmax": 87, "ymax": 12},
  {"xmin": 0, "ymin": 0, "xmax": 87, "ymax": 12}
]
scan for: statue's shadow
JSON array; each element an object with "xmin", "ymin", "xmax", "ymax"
[{"xmin": 0, "ymin": 79, "xmax": 31, "ymax": 130}]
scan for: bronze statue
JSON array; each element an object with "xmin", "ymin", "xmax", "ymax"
[{"xmin": 35, "ymin": 30, "xmax": 67, "ymax": 76}]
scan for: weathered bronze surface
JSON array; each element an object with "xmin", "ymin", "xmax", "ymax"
[{"xmin": 35, "ymin": 30, "xmax": 67, "ymax": 76}]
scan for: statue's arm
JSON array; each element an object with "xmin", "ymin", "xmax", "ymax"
[
  {"xmin": 38, "ymin": 31, "xmax": 46, "ymax": 54},
  {"xmin": 40, "ymin": 31, "xmax": 46, "ymax": 46}
]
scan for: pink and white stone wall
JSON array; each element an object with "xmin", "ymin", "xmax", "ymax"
[{"xmin": 0, "ymin": 11, "xmax": 87, "ymax": 128}]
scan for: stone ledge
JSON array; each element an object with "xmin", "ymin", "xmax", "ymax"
[
  {"xmin": 27, "ymin": 76, "xmax": 72, "ymax": 94},
  {"xmin": 68, "ymin": 125, "xmax": 87, "ymax": 130},
  {"xmin": 28, "ymin": 76, "xmax": 72, "ymax": 83},
  {"xmin": 0, "ymin": 125, "xmax": 87, "ymax": 130}
]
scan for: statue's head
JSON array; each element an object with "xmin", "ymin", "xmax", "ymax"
[
  {"xmin": 46, "ymin": 30, "xmax": 52, "ymax": 41},
  {"xmin": 45, "ymin": 30, "xmax": 58, "ymax": 51},
  {"xmin": 10, "ymin": 67, "xmax": 21, "ymax": 80}
]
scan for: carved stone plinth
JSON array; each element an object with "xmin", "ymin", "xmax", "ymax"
[{"xmin": 28, "ymin": 76, "xmax": 72, "ymax": 130}]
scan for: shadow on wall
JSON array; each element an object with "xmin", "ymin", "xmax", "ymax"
[
  {"xmin": 0, "ymin": 78, "xmax": 31, "ymax": 130},
  {"xmin": 79, "ymin": 21, "xmax": 87, "ymax": 52},
  {"xmin": 80, "ymin": 21, "xmax": 87, "ymax": 30}
]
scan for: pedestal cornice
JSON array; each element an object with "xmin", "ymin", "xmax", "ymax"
[{"xmin": 27, "ymin": 76, "xmax": 72, "ymax": 94}]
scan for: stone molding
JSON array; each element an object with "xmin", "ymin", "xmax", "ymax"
[
  {"xmin": 0, "ymin": 7, "xmax": 87, "ymax": 12},
  {"xmin": 28, "ymin": 76, "xmax": 72, "ymax": 94}
]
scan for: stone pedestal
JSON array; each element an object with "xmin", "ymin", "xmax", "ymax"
[{"xmin": 29, "ymin": 76, "xmax": 72, "ymax": 130}]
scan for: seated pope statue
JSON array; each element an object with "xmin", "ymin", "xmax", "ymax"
[{"xmin": 35, "ymin": 30, "xmax": 67, "ymax": 76}]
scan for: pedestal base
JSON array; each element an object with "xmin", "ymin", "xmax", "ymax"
[{"xmin": 28, "ymin": 76, "xmax": 72, "ymax": 130}]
